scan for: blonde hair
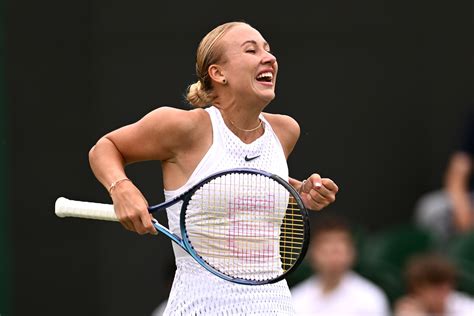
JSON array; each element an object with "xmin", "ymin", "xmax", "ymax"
[{"xmin": 186, "ymin": 21, "xmax": 248, "ymax": 107}]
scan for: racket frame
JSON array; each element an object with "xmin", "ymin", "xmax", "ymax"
[{"xmin": 177, "ymin": 168, "xmax": 310, "ymax": 285}]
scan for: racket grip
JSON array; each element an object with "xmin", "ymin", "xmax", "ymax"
[{"xmin": 55, "ymin": 197, "xmax": 119, "ymax": 222}]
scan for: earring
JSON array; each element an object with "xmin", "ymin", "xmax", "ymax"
[{"xmin": 222, "ymin": 79, "xmax": 227, "ymax": 84}]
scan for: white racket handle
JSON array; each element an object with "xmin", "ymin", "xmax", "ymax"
[{"xmin": 55, "ymin": 197, "xmax": 119, "ymax": 222}]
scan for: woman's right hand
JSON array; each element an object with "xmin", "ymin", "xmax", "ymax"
[{"xmin": 110, "ymin": 180, "xmax": 158, "ymax": 235}]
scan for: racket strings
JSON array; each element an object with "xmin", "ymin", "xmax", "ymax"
[
  {"xmin": 280, "ymin": 196, "xmax": 305, "ymax": 271},
  {"xmin": 184, "ymin": 173, "xmax": 306, "ymax": 282}
]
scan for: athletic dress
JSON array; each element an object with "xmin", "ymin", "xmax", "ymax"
[{"xmin": 162, "ymin": 106, "xmax": 296, "ymax": 315}]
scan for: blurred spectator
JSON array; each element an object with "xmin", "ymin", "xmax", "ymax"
[
  {"xmin": 290, "ymin": 214, "xmax": 390, "ymax": 316},
  {"xmin": 394, "ymin": 252, "xmax": 474, "ymax": 316},
  {"xmin": 415, "ymin": 108, "xmax": 474, "ymax": 246}
]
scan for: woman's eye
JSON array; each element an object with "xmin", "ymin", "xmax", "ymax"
[{"xmin": 246, "ymin": 49, "xmax": 256, "ymax": 53}]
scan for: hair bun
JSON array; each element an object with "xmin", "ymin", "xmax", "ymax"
[{"xmin": 186, "ymin": 81, "xmax": 211, "ymax": 107}]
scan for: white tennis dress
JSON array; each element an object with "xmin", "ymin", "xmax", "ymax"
[{"xmin": 162, "ymin": 106, "xmax": 296, "ymax": 315}]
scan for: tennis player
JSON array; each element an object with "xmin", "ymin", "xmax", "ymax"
[{"xmin": 89, "ymin": 21, "xmax": 339, "ymax": 315}]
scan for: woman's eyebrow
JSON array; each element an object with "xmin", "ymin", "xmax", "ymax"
[
  {"xmin": 241, "ymin": 40, "xmax": 270, "ymax": 47},
  {"xmin": 241, "ymin": 40, "xmax": 257, "ymax": 46}
]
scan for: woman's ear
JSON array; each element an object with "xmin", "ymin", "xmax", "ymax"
[{"xmin": 208, "ymin": 64, "xmax": 227, "ymax": 85}]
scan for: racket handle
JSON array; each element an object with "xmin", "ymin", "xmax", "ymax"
[{"xmin": 55, "ymin": 197, "xmax": 119, "ymax": 222}]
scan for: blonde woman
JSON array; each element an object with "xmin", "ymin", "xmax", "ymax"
[{"xmin": 89, "ymin": 21, "xmax": 339, "ymax": 315}]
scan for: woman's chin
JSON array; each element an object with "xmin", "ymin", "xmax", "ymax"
[{"xmin": 258, "ymin": 91, "xmax": 276, "ymax": 103}]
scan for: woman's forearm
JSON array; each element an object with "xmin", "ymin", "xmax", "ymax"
[{"xmin": 89, "ymin": 136, "xmax": 128, "ymax": 193}]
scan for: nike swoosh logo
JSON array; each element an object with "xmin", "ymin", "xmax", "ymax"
[{"xmin": 244, "ymin": 155, "xmax": 261, "ymax": 162}]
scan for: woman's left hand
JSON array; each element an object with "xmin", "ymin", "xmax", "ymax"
[{"xmin": 298, "ymin": 174, "xmax": 339, "ymax": 211}]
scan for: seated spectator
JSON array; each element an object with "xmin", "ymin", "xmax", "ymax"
[
  {"xmin": 415, "ymin": 107, "xmax": 474, "ymax": 247},
  {"xmin": 290, "ymin": 214, "xmax": 390, "ymax": 316},
  {"xmin": 394, "ymin": 252, "xmax": 474, "ymax": 316}
]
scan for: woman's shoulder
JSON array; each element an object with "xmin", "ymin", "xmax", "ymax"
[
  {"xmin": 262, "ymin": 112, "xmax": 300, "ymax": 158},
  {"xmin": 147, "ymin": 105, "xmax": 208, "ymax": 122},
  {"xmin": 136, "ymin": 106, "xmax": 211, "ymax": 150},
  {"xmin": 143, "ymin": 106, "xmax": 209, "ymax": 131}
]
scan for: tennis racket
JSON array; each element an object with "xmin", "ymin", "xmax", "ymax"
[{"xmin": 55, "ymin": 167, "xmax": 310, "ymax": 285}]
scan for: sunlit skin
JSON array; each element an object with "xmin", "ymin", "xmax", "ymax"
[
  {"xmin": 310, "ymin": 230, "xmax": 355, "ymax": 294},
  {"xmin": 88, "ymin": 23, "xmax": 339, "ymax": 235},
  {"xmin": 210, "ymin": 25, "xmax": 278, "ymax": 111}
]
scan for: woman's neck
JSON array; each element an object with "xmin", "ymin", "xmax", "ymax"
[{"xmin": 214, "ymin": 101, "xmax": 265, "ymax": 143}]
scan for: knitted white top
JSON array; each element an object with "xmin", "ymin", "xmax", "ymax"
[{"xmin": 162, "ymin": 106, "xmax": 295, "ymax": 315}]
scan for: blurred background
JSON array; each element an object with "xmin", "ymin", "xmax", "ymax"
[{"xmin": 1, "ymin": 0, "xmax": 473, "ymax": 315}]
